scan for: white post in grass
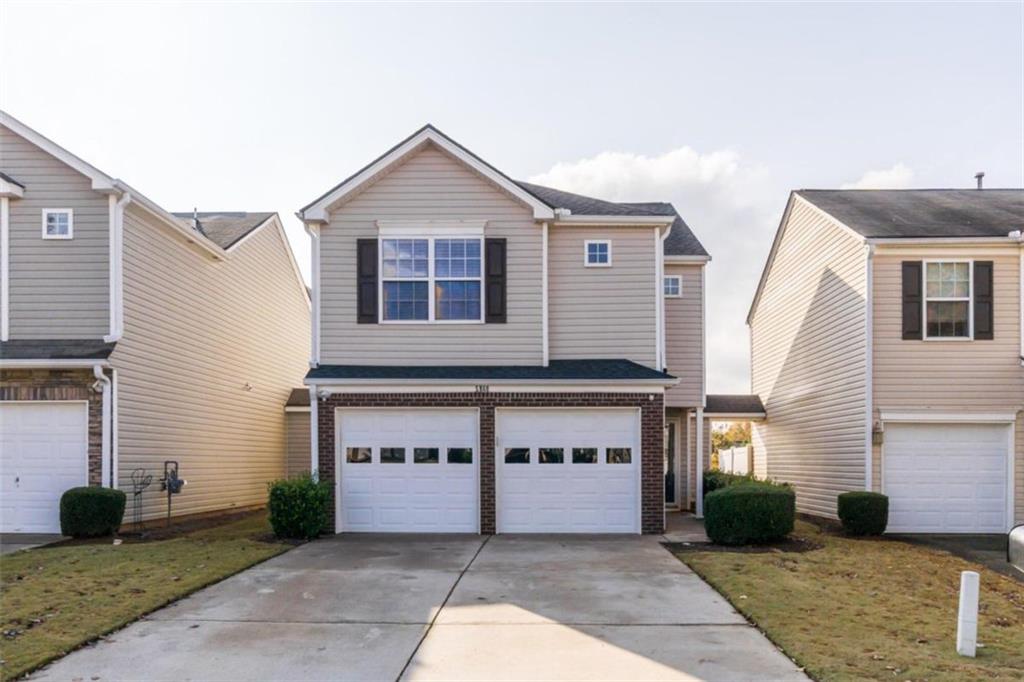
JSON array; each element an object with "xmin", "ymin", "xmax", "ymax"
[{"xmin": 956, "ymin": 571, "xmax": 979, "ymax": 657}]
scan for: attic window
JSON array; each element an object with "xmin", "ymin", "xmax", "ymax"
[
  {"xmin": 42, "ymin": 209, "xmax": 73, "ymax": 239},
  {"xmin": 584, "ymin": 240, "xmax": 611, "ymax": 267}
]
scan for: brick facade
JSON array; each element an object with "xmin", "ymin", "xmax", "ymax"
[
  {"xmin": 1, "ymin": 368, "xmax": 106, "ymax": 486},
  {"xmin": 316, "ymin": 391, "xmax": 665, "ymax": 534}
]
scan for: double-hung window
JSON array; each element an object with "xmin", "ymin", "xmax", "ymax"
[
  {"xmin": 380, "ymin": 237, "xmax": 482, "ymax": 322},
  {"xmin": 924, "ymin": 261, "xmax": 971, "ymax": 338}
]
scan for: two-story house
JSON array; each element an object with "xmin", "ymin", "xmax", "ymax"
[
  {"xmin": 0, "ymin": 111, "xmax": 310, "ymax": 533},
  {"xmin": 748, "ymin": 188, "xmax": 1023, "ymax": 533},
  {"xmin": 297, "ymin": 125, "xmax": 710, "ymax": 535}
]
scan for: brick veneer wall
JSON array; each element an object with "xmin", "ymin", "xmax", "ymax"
[
  {"xmin": 316, "ymin": 391, "xmax": 665, "ymax": 534},
  {"xmin": 0, "ymin": 369, "xmax": 105, "ymax": 485}
]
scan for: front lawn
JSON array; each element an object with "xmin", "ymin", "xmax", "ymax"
[
  {"xmin": 675, "ymin": 520, "xmax": 1024, "ymax": 681},
  {"xmin": 0, "ymin": 512, "xmax": 291, "ymax": 680}
]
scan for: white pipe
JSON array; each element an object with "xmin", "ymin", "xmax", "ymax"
[
  {"xmin": 657, "ymin": 223, "xmax": 672, "ymax": 371},
  {"xmin": 93, "ymin": 364, "xmax": 112, "ymax": 488},
  {"xmin": 309, "ymin": 384, "xmax": 318, "ymax": 478}
]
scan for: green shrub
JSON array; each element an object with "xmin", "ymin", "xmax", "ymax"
[
  {"xmin": 267, "ymin": 474, "xmax": 330, "ymax": 540},
  {"xmin": 59, "ymin": 487, "xmax": 126, "ymax": 537},
  {"xmin": 704, "ymin": 483, "xmax": 795, "ymax": 546},
  {"xmin": 837, "ymin": 491, "xmax": 889, "ymax": 536},
  {"xmin": 703, "ymin": 470, "xmax": 757, "ymax": 494}
]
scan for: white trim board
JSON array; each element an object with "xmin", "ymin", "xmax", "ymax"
[{"xmin": 879, "ymin": 411, "xmax": 1017, "ymax": 424}]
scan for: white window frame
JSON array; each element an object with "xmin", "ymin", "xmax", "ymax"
[
  {"xmin": 923, "ymin": 259, "xmax": 973, "ymax": 341},
  {"xmin": 41, "ymin": 209, "xmax": 73, "ymax": 240},
  {"xmin": 584, "ymin": 239, "xmax": 612, "ymax": 267},
  {"xmin": 663, "ymin": 275, "xmax": 682, "ymax": 298},
  {"xmin": 378, "ymin": 235, "xmax": 485, "ymax": 324}
]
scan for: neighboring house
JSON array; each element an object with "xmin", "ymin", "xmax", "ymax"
[
  {"xmin": 0, "ymin": 111, "xmax": 310, "ymax": 533},
  {"xmin": 748, "ymin": 188, "xmax": 1023, "ymax": 533},
  {"xmin": 296, "ymin": 124, "xmax": 710, "ymax": 534}
]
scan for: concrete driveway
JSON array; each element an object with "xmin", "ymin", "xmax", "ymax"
[{"xmin": 31, "ymin": 534, "xmax": 806, "ymax": 681}]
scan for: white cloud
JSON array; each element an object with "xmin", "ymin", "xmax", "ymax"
[
  {"xmin": 840, "ymin": 163, "xmax": 914, "ymax": 190},
  {"xmin": 529, "ymin": 146, "xmax": 787, "ymax": 394}
]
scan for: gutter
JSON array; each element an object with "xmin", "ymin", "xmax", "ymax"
[
  {"xmin": 553, "ymin": 215, "xmax": 675, "ymax": 227},
  {"xmin": 1, "ymin": 358, "xmax": 112, "ymax": 369},
  {"xmin": 92, "ymin": 365, "xmax": 113, "ymax": 488},
  {"xmin": 304, "ymin": 376, "xmax": 680, "ymax": 388}
]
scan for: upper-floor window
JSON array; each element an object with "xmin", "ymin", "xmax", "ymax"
[
  {"xmin": 42, "ymin": 209, "xmax": 73, "ymax": 239},
  {"xmin": 664, "ymin": 275, "xmax": 682, "ymax": 297},
  {"xmin": 380, "ymin": 237, "xmax": 482, "ymax": 322},
  {"xmin": 584, "ymin": 240, "xmax": 611, "ymax": 267},
  {"xmin": 925, "ymin": 261, "xmax": 970, "ymax": 338}
]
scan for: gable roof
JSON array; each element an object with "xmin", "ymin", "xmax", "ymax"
[
  {"xmin": 517, "ymin": 181, "xmax": 709, "ymax": 257},
  {"xmin": 0, "ymin": 338, "xmax": 116, "ymax": 361},
  {"xmin": 797, "ymin": 189, "xmax": 1024, "ymax": 239},
  {"xmin": 171, "ymin": 211, "xmax": 276, "ymax": 250}
]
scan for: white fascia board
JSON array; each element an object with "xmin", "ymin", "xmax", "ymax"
[
  {"xmin": 1, "ymin": 110, "xmax": 116, "ymax": 192},
  {"xmin": 0, "ymin": 359, "xmax": 111, "ymax": 369},
  {"xmin": 664, "ymin": 255, "xmax": 711, "ymax": 263},
  {"xmin": 0, "ymin": 176, "xmax": 24, "ymax": 198},
  {"xmin": 116, "ymin": 182, "xmax": 226, "ymax": 260},
  {"xmin": 300, "ymin": 127, "xmax": 556, "ymax": 221},
  {"xmin": 553, "ymin": 215, "xmax": 675, "ymax": 227},
  {"xmin": 879, "ymin": 411, "xmax": 1018, "ymax": 424},
  {"xmin": 869, "ymin": 236, "xmax": 1019, "ymax": 246}
]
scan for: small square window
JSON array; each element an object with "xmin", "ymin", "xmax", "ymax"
[
  {"xmin": 607, "ymin": 448, "xmax": 632, "ymax": 464},
  {"xmin": 664, "ymin": 276, "xmax": 682, "ymax": 297},
  {"xmin": 572, "ymin": 448, "xmax": 597, "ymax": 464},
  {"xmin": 504, "ymin": 448, "xmax": 530, "ymax": 464},
  {"xmin": 447, "ymin": 448, "xmax": 473, "ymax": 464},
  {"xmin": 414, "ymin": 447, "xmax": 439, "ymax": 464},
  {"xmin": 538, "ymin": 448, "xmax": 564, "ymax": 464},
  {"xmin": 380, "ymin": 447, "xmax": 405, "ymax": 464},
  {"xmin": 42, "ymin": 209, "xmax": 73, "ymax": 239},
  {"xmin": 584, "ymin": 240, "xmax": 611, "ymax": 266},
  {"xmin": 346, "ymin": 447, "xmax": 371, "ymax": 463}
]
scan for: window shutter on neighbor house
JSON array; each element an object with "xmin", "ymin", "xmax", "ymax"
[
  {"xmin": 485, "ymin": 237, "xmax": 507, "ymax": 323},
  {"xmin": 357, "ymin": 239, "xmax": 378, "ymax": 324},
  {"xmin": 973, "ymin": 261, "xmax": 994, "ymax": 340},
  {"xmin": 901, "ymin": 261, "xmax": 922, "ymax": 340}
]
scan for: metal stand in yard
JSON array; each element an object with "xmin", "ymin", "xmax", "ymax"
[
  {"xmin": 159, "ymin": 461, "xmax": 187, "ymax": 528},
  {"xmin": 130, "ymin": 468, "xmax": 153, "ymax": 532}
]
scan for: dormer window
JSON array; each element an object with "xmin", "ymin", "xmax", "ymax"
[
  {"xmin": 42, "ymin": 209, "xmax": 73, "ymax": 239},
  {"xmin": 584, "ymin": 240, "xmax": 611, "ymax": 267}
]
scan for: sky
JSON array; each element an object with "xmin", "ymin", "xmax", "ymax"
[{"xmin": 2, "ymin": 1, "xmax": 1021, "ymax": 393}]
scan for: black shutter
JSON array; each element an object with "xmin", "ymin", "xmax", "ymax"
[
  {"xmin": 901, "ymin": 261, "xmax": 922, "ymax": 340},
  {"xmin": 485, "ymin": 238, "xmax": 507, "ymax": 323},
  {"xmin": 973, "ymin": 261, "xmax": 994, "ymax": 340},
  {"xmin": 356, "ymin": 239, "xmax": 378, "ymax": 324}
]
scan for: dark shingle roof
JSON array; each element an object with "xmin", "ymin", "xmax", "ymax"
[
  {"xmin": 0, "ymin": 171, "xmax": 25, "ymax": 188},
  {"xmin": 797, "ymin": 189, "xmax": 1024, "ymax": 239},
  {"xmin": 287, "ymin": 388, "xmax": 310, "ymax": 407},
  {"xmin": 515, "ymin": 181, "xmax": 709, "ymax": 257},
  {"xmin": 307, "ymin": 359, "xmax": 675, "ymax": 383},
  {"xmin": 170, "ymin": 212, "xmax": 275, "ymax": 249},
  {"xmin": 705, "ymin": 394, "xmax": 765, "ymax": 415},
  {"xmin": 1, "ymin": 339, "xmax": 116, "ymax": 360}
]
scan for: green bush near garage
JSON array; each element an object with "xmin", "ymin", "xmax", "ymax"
[
  {"xmin": 704, "ymin": 483, "xmax": 795, "ymax": 546},
  {"xmin": 703, "ymin": 470, "xmax": 758, "ymax": 493},
  {"xmin": 837, "ymin": 491, "xmax": 889, "ymax": 536},
  {"xmin": 59, "ymin": 487, "xmax": 127, "ymax": 537},
  {"xmin": 267, "ymin": 474, "xmax": 330, "ymax": 540}
]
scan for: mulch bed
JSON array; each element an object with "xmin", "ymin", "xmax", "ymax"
[{"xmin": 666, "ymin": 534, "xmax": 822, "ymax": 554}]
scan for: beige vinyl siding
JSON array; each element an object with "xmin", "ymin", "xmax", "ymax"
[
  {"xmin": 750, "ymin": 198, "xmax": 868, "ymax": 518},
  {"xmin": 319, "ymin": 144, "xmax": 542, "ymax": 365},
  {"xmin": 871, "ymin": 246, "xmax": 1023, "ymax": 523},
  {"xmin": 285, "ymin": 410, "xmax": 311, "ymax": 477},
  {"xmin": 549, "ymin": 227, "xmax": 657, "ymax": 368},
  {"xmin": 664, "ymin": 263, "xmax": 704, "ymax": 406},
  {"xmin": 2, "ymin": 125, "xmax": 109, "ymax": 338},
  {"xmin": 112, "ymin": 208, "xmax": 310, "ymax": 522}
]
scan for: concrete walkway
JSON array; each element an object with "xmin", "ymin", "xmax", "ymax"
[
  {"xmin": 31, "ymin": 534, "xmax": 806, "ymax": 681},
  {"xmin": 0, "ymin": 533, "xmax": 65, "ymax": 555}
]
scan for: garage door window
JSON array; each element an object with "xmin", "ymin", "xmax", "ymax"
[
  {"xmin": 505, "ymin": 448, "xmax": 530, "ymax": 463},
  {"xmin": 447, "ymin": 448, "xmax": 473, "ymax": 464},
  {"xmin": 414, "ymin": 447, "xmax": 439, "ymax": 464},
  {"xmin": 347, "ymin": 447, "xmax": 371, "ymax": 463},
  {"xmin": 607, "ymin": 448, "xmax": 632, "ymax": 464},
  {"xmin": 380, "ymin": 447, "xmax": 405, "ymax": 464},
  {"xmin": 538, "ymin": 447, "xmax": 564, "ymax": 463},
  {"xmin": 572, "ymin": 448, "xmax": 597, "ymax": 464}
]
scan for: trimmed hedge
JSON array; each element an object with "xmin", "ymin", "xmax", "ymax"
[
  {"xmin": 704, "ymin": 483, "xmax": 795, "ymax": 546},
  {"xmin": 267, "ymin": 474, "xmax": 330, "ymax": 540},
  {"xmin": 60, "ymin": 487, "xmax": 126, "ymax": 537},
  {"xmin": 837, "ymin": 491, "xmax": 889, "ymax": 536},
  {"xmin": 703, "ymin": 470, "xmax": 757, "ymax": 494}
]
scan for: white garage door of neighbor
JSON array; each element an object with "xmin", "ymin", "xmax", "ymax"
[
  {"xmin": 1, "ymin": 402, "xmax": 89, "ymax": 534},
  {"xmin": 497, "ymin": 409, "xmax": 640, "ymax": 533},
  {"xmin": 337, "ymin": 409, "xmax": 479, "ymax": 532},
  {"xmin": 884, "ymin": 422, "xmax": 1011, "ymax": 533}
]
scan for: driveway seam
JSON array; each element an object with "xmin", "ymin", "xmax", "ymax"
[{"xmin": 396, "ymin": 535, "xmax": 491, "ymax": 681}]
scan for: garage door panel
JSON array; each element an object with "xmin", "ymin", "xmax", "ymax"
[{"xmin": 883, "ymin": 422, "xmax": 1009, "ymax": 533}]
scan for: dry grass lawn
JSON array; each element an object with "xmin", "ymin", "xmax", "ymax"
[
  {"xmin": 0, "ymin": 512, "xmax": 290, "ymax": 680},
  {"xmin": 676, "ymin": 521, "xmax": 1024, "ymax": 681}
]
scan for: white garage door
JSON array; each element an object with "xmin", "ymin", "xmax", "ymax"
[
  {"xmin": 497, "ymin": 409, "xmax": 640, "ymax": 533},
  {"xmin": 337, "ymin": 409, "xmax": 478, "ymax": 532},
  {"xmin": 884, "ymin": 422, "xmax": 1011, "ymax": 533},
  {"xmin": 1, "ymin": 402, "xmax": 89, "ymax": 533}
]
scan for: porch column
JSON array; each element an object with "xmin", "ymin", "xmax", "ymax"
[{"xmin": 695, "ymin": 406, "xmax": 704, "ymax": 518}]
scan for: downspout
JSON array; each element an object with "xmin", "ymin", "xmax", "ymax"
[
  {"xmin": 302, "ymin": 219, "xmax": 321, "ymax": 367},
  {"xmin": 105, "ymin": 191, "xmax": 131, "ymax": 342},
  {"xmin": 1014, "ymin": 230, "xmax": 1024, "ymax": 367},
  {"xmin": 657, "ymin": 222, "xmax": 673, "ymax": 371},
  {"xmin": 93, "ymin": 365, "xmax": 112, "ymax": 488},
  {"xmin": 695, "ymin": 405, "xmax": 704, "ymax": 518},
  {"xmin": 542, "ymin": 221, "xmax": 549, "ymax": 366},
  {"xmin": 1, "ymin": 196, "xmax": 9, "ymax": 341},
  {"xmin": 309, "ymin": 384, "xmax": 319, "ymax": 479},
  {"xmin": 864, "ymin": 243, "xmax": 874, "ymax": 491}
]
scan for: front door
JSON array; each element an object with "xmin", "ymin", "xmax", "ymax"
[{"xmin": 664, "ymin": 423, "xmax": 678, "ymax": 508}]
